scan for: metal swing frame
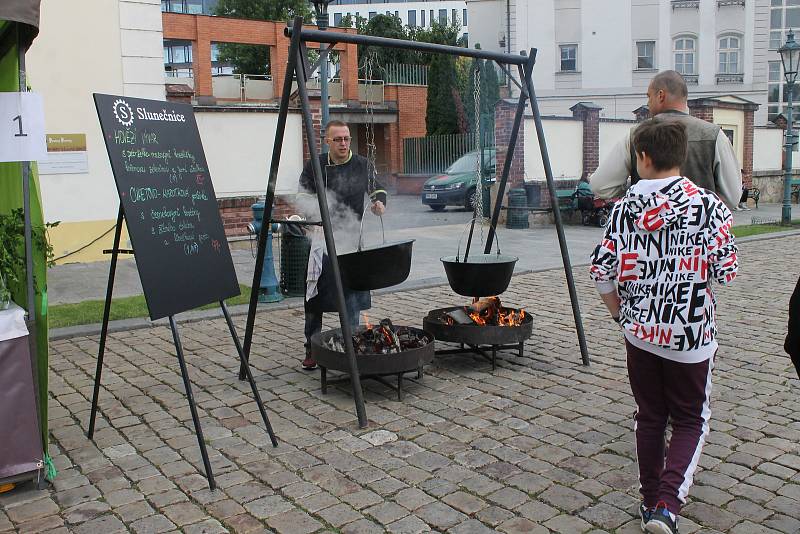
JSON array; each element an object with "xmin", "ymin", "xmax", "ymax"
[{"xmin": 241, "ymin": 18, "xmax": 590, "ymax": 429}]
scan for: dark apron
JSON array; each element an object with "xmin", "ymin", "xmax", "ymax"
[{"xmin": 305, "ymin": 253, "xmax": 371, "ymax": 313}]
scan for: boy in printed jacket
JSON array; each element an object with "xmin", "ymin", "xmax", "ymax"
[{"xmin": 589, "ymin": 119, "xmax": 738, "ymax": 534}]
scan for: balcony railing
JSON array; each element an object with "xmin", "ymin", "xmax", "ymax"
[
  {"xmin": 717, "ymin": 73, "xmax": 744, "ymax": 84},
  {"xmin": 382, "ymin": 64, "xmax": 428, "ymax": 86},
  {"xmin": 717, "ymin": 0, "xmax": 745, "ymax": 6},
  {"xmin": 672, "ymin": 0, "xmax": 700, "ymax": 8},
  {"xmin": 165, "ymin": 69, "xmax": 194, "ymax": 89},
  {"xmin": 165, "ymin": 73, "xmax": 275, "ymax": 101},
  {"xmin": 682, "ymin": 74, "xmax": 699, "ymax": 85}
]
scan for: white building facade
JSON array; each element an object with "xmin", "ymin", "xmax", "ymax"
[
  {"xmin": 467, "ymin": 0, "xmax": 794, "ymax": 126},
  {"xmin": 329, "ymin": 0, "xmax": 470, "ymax": 41}
]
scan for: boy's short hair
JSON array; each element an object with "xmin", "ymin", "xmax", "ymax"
[
  {"xmin": 633, "ymin": 119, "xmax": 687, "ymax": 172},
  {"xmin": 325, "ymin": 120, "xmax": 349, "ymax": 134}
]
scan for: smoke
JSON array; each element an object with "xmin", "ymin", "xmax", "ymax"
[{"xmin": 285, "ymin": 189, "xmax": 382, "ymax": 255}]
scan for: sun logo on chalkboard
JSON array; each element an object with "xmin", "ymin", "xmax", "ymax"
[{"xmin": 113, "ymin": 99, "xmax": 134, "ymax": 127}]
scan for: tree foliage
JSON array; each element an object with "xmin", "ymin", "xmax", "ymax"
[
  {"xmin": 426, "ymin": 53, "xmax": 460, "ymax": 135},
  {"xmin": 212, "ymin": 0, "xmax": 313, "ymax": 75}
]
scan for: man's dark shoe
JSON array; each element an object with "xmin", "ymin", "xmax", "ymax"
[
  {"xmin": 645, "ymin": 502, "xmax": 679, "ymax": 534},
  {"xmin": 302, "ymin": 356, "xmax": 317, "ymax": 370},
  {"xmin": 639, "ymin": 503, "xmax": 654, "ymax": 532}
]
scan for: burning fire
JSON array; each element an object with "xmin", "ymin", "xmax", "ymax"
[{"xmin": 447, "ymin": 297, "xmax": 527, "ymax": 327}]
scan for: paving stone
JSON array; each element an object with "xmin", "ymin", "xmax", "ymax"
[
  {"xmin": 543, "ymin": 513, "xmax": 594, "ymax": 533},
  {"xmin": 62, "ymin": 500, "xmax": 112, "ymax": 525},
  {"xmin": 577, "ymin": 502, "xmax": 631, "ymax": 530},
  {"xmin": 317, "ymin": 503, "xmax": 363, "ymax": 527},
  {"xmin": 539, "ymin": 484, "xmax": 593, "ymax": 513},
  {"xmin": 414, "ymin": 501, "xmax": 467, "ymax": 530},
  {"xmin": 5, "ymin": 497, "xmax": 59, "ymax": 524},
  {"xmin": 497, "ymin": 517, "xmax": 548, "ymax": 534},
  {"xmin": 474, "ymin": 505, "xmax": 515, "ymax": 527},
  {"xmin": 266, "ymin": 509, "xmax": 324, "ymax": 534},
  {"xmin": 73, "ymin": 514, "xmax": 127, "ymax": 534},
  {"xmin": 386, "ymin": 514, "xmax": 430, "ymax": 534},
  {"xmin": 341, "ymin": 518, "xmax": 385, "ymax": 534},
  {"xmin": 243, "ymin": 495, "xmax": 293, "ymax": 519},
  {"xmin": 161, "ymin": 502, "xmax": 207, "ymax": 526},
  {"xmin": 442, "ymin": 491, "xmax": 488, "ymax": 515},
  {"xmin": 129, "ymin": 513, "xmax": 176, "ymax": 533},
  {"xmin": 365, "ymin": 501, "xmax": 408, "ymax": 525},
  {"xmin": 394, "ymin": 487, "xmax": 435, "ymax": 511},
  {"xmin": 681, "ymin": 501, "xmax": 741, "ymax": 532},
  {"xmin": 14, "ymin": 513, "xmax": 66, "ymax": 533},
  {"xmin": 182, "ymin": 518, "xmax": 229, "ymax": 534},
  {"xmin": 449, "ymin": 519, "xmax": 499, "ymax": 534}
]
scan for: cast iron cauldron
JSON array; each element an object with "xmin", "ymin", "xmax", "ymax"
[
  {"xmin": 441, "ymin": 254, "xmax": 518, "ymax": 297},
  {"xmin": 338, "ymin": 209, "xmax": 414, "ymax": 291},
  {"xmin": 441, "ymin": 219, "xmax": 518, "ymax": 297}
]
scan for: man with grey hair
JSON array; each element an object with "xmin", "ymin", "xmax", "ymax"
[{"xmin": 590, "ymin": 70, "xmax": 742, "ymax": 209}]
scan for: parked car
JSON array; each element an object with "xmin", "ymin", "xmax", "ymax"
[{"xmin": 421, "ymin": 149, "xmax": 496, "ymax": 211}]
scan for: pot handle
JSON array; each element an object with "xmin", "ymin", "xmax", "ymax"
[
  {"xmin": 455, "ymin": 217, "xmax": 501, "ymax": 262},
  {"xmin": 357, "ymin": 201, "xmax": 386, "ymax": 252}
]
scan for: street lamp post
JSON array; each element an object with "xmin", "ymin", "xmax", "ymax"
[
  {"xmin": 779, "ymin": 29, "xmax": 800, "ymax": 224},
  {"xmin": 312, "ymin": 0, "xmax": 332, "ymax": 154}
]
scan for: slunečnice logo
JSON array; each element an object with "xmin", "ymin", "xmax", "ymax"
[{"xmin": 113, "ymin": 99, "xmax": 134, "ymax": 127}]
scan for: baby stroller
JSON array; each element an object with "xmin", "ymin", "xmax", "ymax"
[{"xmin": 576, "ymin": 195, "xmax": 614, "ymax": 227}]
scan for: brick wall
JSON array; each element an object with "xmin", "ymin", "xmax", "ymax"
[
  {"xmin": 571, "ymin": 103, "xmax": 602, "ymax": 177},
  {"xmin": 385, "ymin": 85, "xmax": 428, "ymax": 176},
  {"xmin": 218, "ymin": 195, "xmax": 294, "ymax": 237},
  {"xmin": 494, "ymin": 99, "xmax": 525, "ymax": 190},
  {"xmin": 743, "ymin": 109, "xmax": 754, "ymax": 188},
  {"xmin": 688, "ymin": 105, "xmax": 714, "ymax": 122}
]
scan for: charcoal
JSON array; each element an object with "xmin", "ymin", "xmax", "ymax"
[{"xmin": 322, "ymin": 321, "xmax": 429, "ymax": 355}]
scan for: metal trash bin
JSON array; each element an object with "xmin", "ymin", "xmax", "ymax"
[
  {"xmin": 280, "ymin": 222, "xmax": 311, "ymax": 297},
  {"xmin": 506, "ymin": 188, "xmax": 529, "ymax": 229},
  {"xmin": 523, "ymin": 182, "xmax": 541, "ymax": 208}
]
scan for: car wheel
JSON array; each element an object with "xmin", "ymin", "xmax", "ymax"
[
  {"xmin": 597, "ymin": 213, "xmax": 609, "ymax": 227},
  {"xmin": 464, "ymin": 188, "xmax": 476, "ymax": 211},
  {"xmin": 429, "ymin": 204, "xmax": 446, "ymax": 212},
  {"xmin": 581, "ymin": 213, "xmax": 591, "ymax": 226}
]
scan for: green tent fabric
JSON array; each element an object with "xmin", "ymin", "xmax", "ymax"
[{"xmin": 0, "ymin": 21, "xmax": 50, "ymax": 456}]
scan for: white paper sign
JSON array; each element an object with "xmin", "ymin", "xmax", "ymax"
[{"xmin": 0, "ymin": 92, "xmax": 46, "ymax": 162}]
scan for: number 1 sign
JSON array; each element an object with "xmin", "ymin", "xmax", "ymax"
[{"xmin": 0, "ymin": 92, "xmax": 46, "ymax": 163}]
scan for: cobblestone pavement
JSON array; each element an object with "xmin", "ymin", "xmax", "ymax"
[{"xmin": 3, "ymin": 235, "xmax": 799, "ymax": 534}]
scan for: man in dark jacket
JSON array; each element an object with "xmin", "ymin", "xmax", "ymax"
[
  {"xmin": 298, "ymin": 120, "xmax": 387, "ymax": 370},
  {"xmin": 590, "ymin": 70, "xmax": 742, "ymax": 209},
  {"xmin": 786, "ymin": 275, "xmax": 800, "ymax": 379}
]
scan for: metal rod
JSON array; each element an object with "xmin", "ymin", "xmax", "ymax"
[
  {"xmin": 169, "ymin": 316, "xmax": 215, "ymax": 490},
  {"xmin": 320, "ymin": 42, "xmax": 329, "ymax": 154},
  {"xmin": 484, "ymin": 58, "xmax": 533, "ymax": 254},
  {"xmin": 219, "ymin": 300, "xmax": 278, "ymax": 447},
  {"xmin": 294, "ymin": 42, "xmax": 369, "ymax": 428},
  {"xmin": 88, "ymin": 207, "xmax": 125, "ymax": 438},
  {"xmin": 495, "ymin": 61, "xmax": 525, "ymax": 95},
  {"xmin": 287, "ymin": 27, "xmax": 530, "ymax": 65},
  {"xmin": 463, "ymin": 218, "xmax": 476, "ymax": 262},
  {"xmin": 241, "ymin": 18, "xmax": 304, "ymax": 380},
  {"xmin": 269, "ymin": 219, "xmax": 322, "ymax": 226},
  {"xmin": 523, "ymin": 53, "xmax": 590, "ymax": 367},
  {"xmin": 783, "ymin": 80, "xmax": 794, "ymax": 225},
  {"xmin": 17, "ymin": 30, "xmax": 44, "ymax": 484}
]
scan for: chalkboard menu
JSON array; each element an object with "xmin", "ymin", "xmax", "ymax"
[{"xmin": 94, "ymin": 94, "xmax": 239, "ymax": 320}]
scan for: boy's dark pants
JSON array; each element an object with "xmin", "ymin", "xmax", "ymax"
[{"xmin": 625, "ymin": 340, "xmax": 714, "ymax": 514}]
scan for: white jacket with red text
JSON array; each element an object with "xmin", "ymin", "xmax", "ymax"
[{"xmin": 589, "ymin": 176, "xmax": 738, "ymax": 363}]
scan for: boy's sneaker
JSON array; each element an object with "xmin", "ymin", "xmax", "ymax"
[
  {"xmin": 737, "ymin": 202, "xmax": 751, "ymax": 211},
  {"xmin": 645, "ymin": 502, "xmax": 679, "ymax": 534},
  {"xmin": 639, "ymin": 503, "xmax": 654, "ymax": 532}
]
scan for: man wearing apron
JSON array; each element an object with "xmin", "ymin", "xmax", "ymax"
[{"xmin": 298, "ymin": 120, "xmax": 387, "ymax": 370}]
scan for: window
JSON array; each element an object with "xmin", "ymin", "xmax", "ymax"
[
  {"xmin": 408, "ymin": 10, "xmax": 416, "ymax": 27},
  {"xmin": 368, "ymin": 11, "xmax": 376, "ymax": 19},
  {"xmin": 674, "ymin": 37, "xmax": 696, "ymax": 75},
  {"xmin": 463, "ymin": 8, "xmax": 468, "ymax": 25},
  {"xmin": 334, "ymin": 12, "xmax": 342, "ymax": 26},
  {"xmin": 560, "ymin": 44, "xmax": 577, "ymax": 72},
  {"xmin": 439, "ymin": 9, "xmax": 447, "ymax": 25},
  {"xmin": 163, "ymin": 40, "xmax": 192, "ymax": 64},
  {"xmin": 637, "ymin": 41, "xmax": 656, "ymax": 70},
  {"xmin": 421, "ymin": 9, "xmax": 425, "ymax": 26},
  {"xmin": 718, "ymin": 35, "xmax": 741, "ymax": 74},
  {"xmin": 770, "ymin": 0, "xmax": 800, "ymax": 48},
  {"xmin": 452, "ymin": 9, "xmax": 458, "ymax": 24},
  {"xmin": 430, "ymin": 10, "xmax": 434, "ymax": 25}
]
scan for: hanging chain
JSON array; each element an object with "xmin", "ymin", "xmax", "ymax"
[
  {"xmin": 472, "ymin": 63, "xmax": 486, "ymax": 237},
  {"xmin": 363, "ymin": 50, "xmax": 379, "ymax": 194}
]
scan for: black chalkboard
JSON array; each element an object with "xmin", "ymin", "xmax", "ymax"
[{"xmin": 94, "ymin": 93, "xmax": 240, "ymax": 320}]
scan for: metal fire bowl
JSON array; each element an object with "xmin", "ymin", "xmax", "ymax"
[
  {"xmin": 309, "ymin": 327, "xmax": 435, "ymax": 376},
  {"xmin": 423, "ymin": 306, "xmax": 533, "ymax": 346}
]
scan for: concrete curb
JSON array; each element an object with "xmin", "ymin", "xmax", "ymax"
[{"xmin": 48, "ymin": 229, "xmax": 800, "ymax": 341}]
